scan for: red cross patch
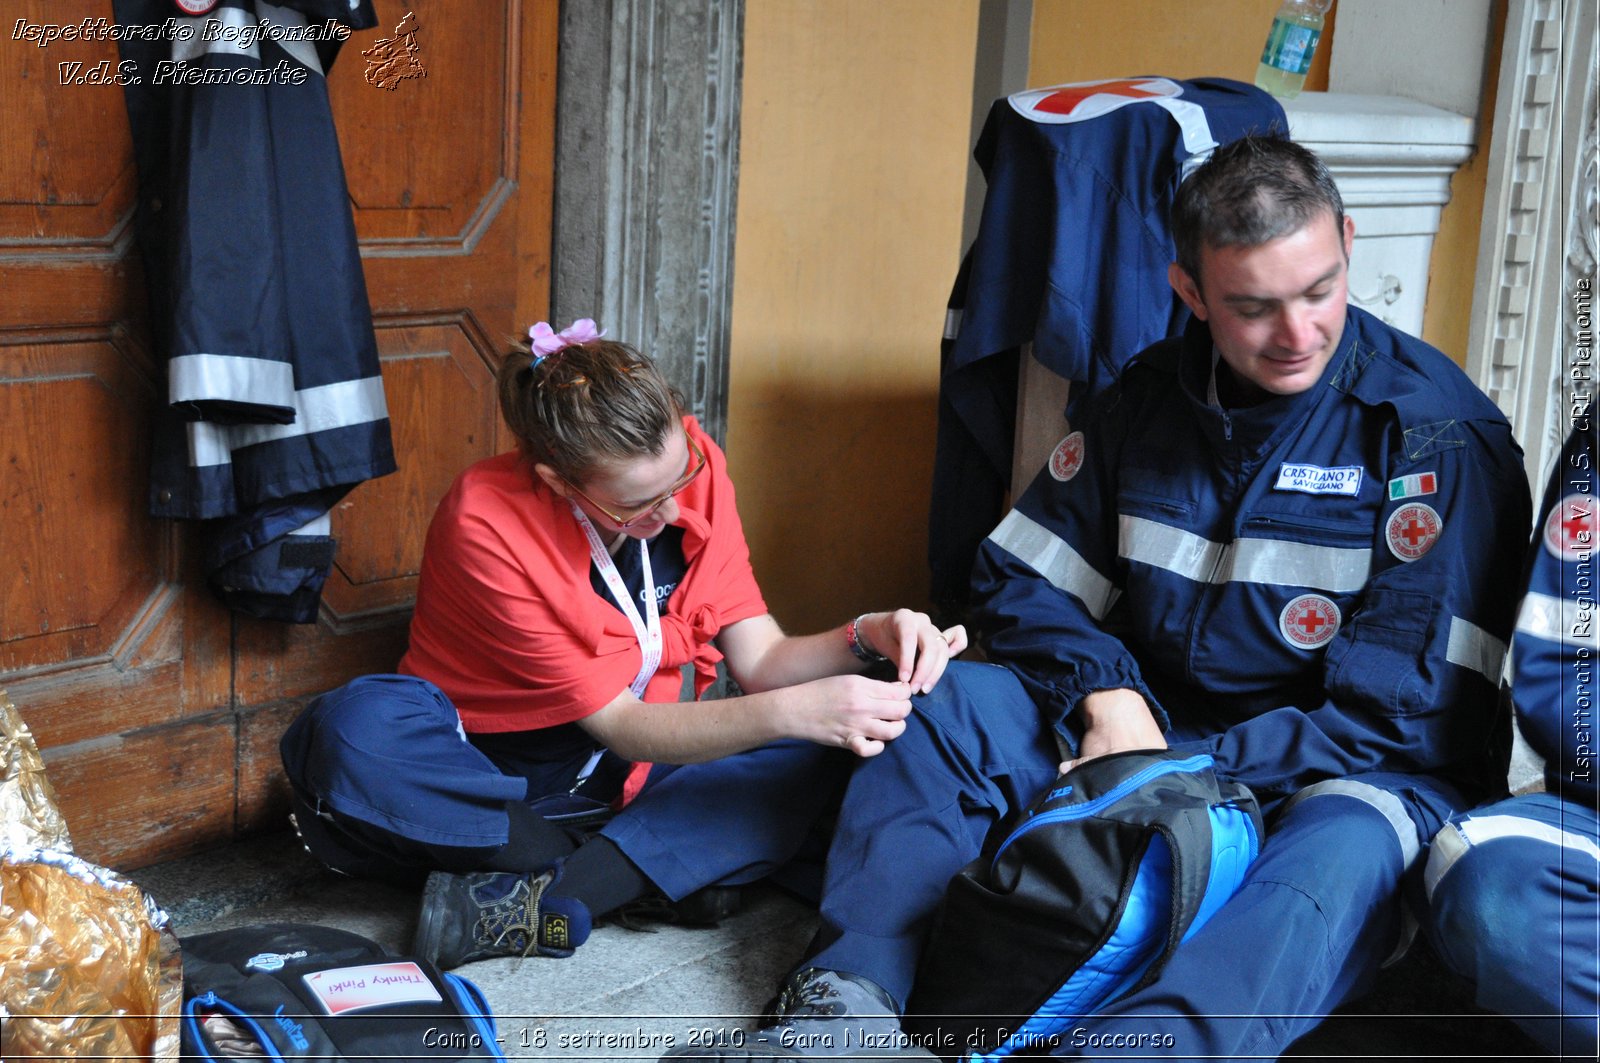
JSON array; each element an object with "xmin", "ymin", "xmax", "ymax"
[
  {"xmin": 172, "ymin": 0, "xmax": 219, "ymax": 13},
  {"xmin": 1009, "ymin": 77, "xmax": 1182, "ymax": 125},
  {"xmin": 1049, "ymin": 431, "xmax": 1086, "ymax": 482},
  {"xmin": 1279, "ymin": 594, "xmax": 1341, "ymax": 650},
  {"xmin": 1544, "ymin": 493, "xmax": 1596, "ymax": 562},
  {"xmin": 1385, "ymin": 502, "xmax": 1442, "ymax": 562}
]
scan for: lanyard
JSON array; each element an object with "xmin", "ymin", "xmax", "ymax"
[{"xmin": 570, "ymin": 501, "xmax": 662, "ymax": 699}]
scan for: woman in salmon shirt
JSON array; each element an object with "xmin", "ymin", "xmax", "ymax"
[{"xmin": 282, "ymin": 319, "xmax": 965, "ymax": 968}]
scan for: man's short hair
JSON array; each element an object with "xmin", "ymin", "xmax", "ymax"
[{"xmin": 1171, "ymin": 135, "xmax": 1345, "ymax": 288}]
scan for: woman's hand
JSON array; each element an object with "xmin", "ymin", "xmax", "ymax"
[
  {"xmin": 787, "ymin": 674, "xmax": 915, "ymax": 758},
  {"xmin": 859, "ymin": 609, "xmax": 968, "ymax": 694}
]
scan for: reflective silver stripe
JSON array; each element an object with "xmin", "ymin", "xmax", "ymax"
[
  {"xmin": 1119, "ymin": 515, "xmax": 1371, "ymax": 593},
  {"xmin": 188, "ymin": 375, "xmax": 391, "ymax": 468},
  {"xmin": 172, "ymin": 6, "xmax": 259, "ymax": 63},
  {"xmin": 1150, "ymin": 96, "xmax": 1218, "ymax": 158},
  {"xmin": 1424, "ymin": 813, "xmax": 1600, "ymax": 901},
  {"xmin": 1517, "ymin": 591, "xmax": 1600, "ymax": 650},
  {"xmin": 169, "ymin": 354, "xmax": 297, "ymax": 410},
  {"xmin": 1282, "ymin": 779, "xmax": 1423, "ymax": 869},
  {"xmin": 1445, "ymin": 617, "xmax": 1508, "ymax": 683},
  {"xmin": 1120, "ymin": 515, "xmax": 1223, "ymax": 583},
  {"xmin": 1225, "ymin": 537, "xmax": 1371, "ymax": 594},
  {"xmin": 988, "ymin": 509, "xmax": 1120, "ymax": 621},
  {"xmin": 257, "ymin": 2, "xmax": 324, "ymax": 75},
  {"xmin": 943, "ymin": 308, "xmax": 963, "ymax": 340}
]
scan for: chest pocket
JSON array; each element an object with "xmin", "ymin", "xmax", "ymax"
[
  {"xmin": 1233, "ymin": 510, "xmax": 1372, "ymax": 596},
  {"xmin": 1116, "ymin": 468, "xmax": 1197, "ymax": 523}
]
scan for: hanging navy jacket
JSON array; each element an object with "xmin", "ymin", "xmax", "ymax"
[
  {"xmin": 117, "ymin": 0, "xmax": 393, "ymax": 622},
  {"xmin": 1513, "ymin": 405, "xmax": 1597, "ymax": 802},
  {"xmin": 973, "ymin": 308, "xmax": 1531, "ymax": 804},
  {"xmin": 930, "ymin": 77, "xmax": 1286, "ymax": 614}
]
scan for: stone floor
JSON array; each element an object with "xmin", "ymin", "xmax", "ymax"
[{"xmin": 127, "ymin": 829, "xmax": 1554, "ymax": 1062}]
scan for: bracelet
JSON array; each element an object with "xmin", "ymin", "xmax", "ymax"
[{"xmin": 845, "ymin": 613, "xmax": 888, "ymax": 663}]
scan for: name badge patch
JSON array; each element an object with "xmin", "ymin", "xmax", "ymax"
[{"xmin": 1274, "ymin": 463, "xmax": 1362, "ymax": 496}]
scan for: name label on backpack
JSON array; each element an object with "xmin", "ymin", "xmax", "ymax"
[{"xmin": 303, "ymin": 961, "xmax": 443, "ymax": 1015}]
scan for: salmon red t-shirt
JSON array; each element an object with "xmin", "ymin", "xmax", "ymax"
[{"xmin": 399, "ymin": 416, "xmax": 767, "ymax": 734}]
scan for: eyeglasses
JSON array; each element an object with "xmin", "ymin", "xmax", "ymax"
[{"xmin": 566, "ymin": 433, "xmax": 707, "ymax": 529}]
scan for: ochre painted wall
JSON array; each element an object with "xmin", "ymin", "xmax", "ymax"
[
  {"xmin": 1028, "ymin": 0, "xmax": 1497, "ymax": 364},
  {"xmin": 726, "ymin": 1, "xmax": 978, "ymax": 633},
  {"xmin": 1028, "ymin": 0, "xmax": 1335, "ymax": 91}
]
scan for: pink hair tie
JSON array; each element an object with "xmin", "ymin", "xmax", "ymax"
[{"xmin": 528, "ymin": 318, "xmax": 603, "ymax": 367}]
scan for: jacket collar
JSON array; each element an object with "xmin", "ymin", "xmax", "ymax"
[{"xmin": 1176, "ymin": 309, "xmax": 1358, "ymax": 454}]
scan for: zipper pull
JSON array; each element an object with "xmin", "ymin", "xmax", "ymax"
[{"xmin": 1222, "ymin": 409, "xmax": 1234, "ymax": 441}]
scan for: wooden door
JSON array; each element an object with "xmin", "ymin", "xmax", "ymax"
[{"xmin": 0, "ymin": 0, "xmax": 556, "ymax": 870}]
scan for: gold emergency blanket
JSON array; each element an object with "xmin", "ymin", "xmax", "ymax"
[{"xmin": 0, "ymin": 690, "xmax": 182, "ymax": 1061}]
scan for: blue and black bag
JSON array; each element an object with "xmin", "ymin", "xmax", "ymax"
[
  {"xmin": 179, "ymin": 923, "xmax": 506, "ymax": 1061},
  {"xmin": 907, "ymin": 749, "xmax": 1263, "ymax": 1061}
]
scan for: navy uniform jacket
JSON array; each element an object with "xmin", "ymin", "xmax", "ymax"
[
  {"xmin": 117, "ymin": 0, "xmax": 393, "ymax": 622},
  {"xmin": 930, "ymin": 77, "xmax": 1286, "ymax": 613},
  {"xmin": 1513, "ymin": 406, "xmax": 1597, "ymax": 803},
  {"xmin": 973, "ymin": 307, "xmax": 1531, "ymax": 804}
]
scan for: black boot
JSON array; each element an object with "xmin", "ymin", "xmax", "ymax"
[
  {"xmin": 413, "ymin": 867, "xmax": 592, "ymax": 969},
  {"xmin": 660, "ymin": 968, "xmax": 935, "ymax": 1060}
]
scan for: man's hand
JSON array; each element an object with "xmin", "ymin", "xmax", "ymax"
[{"xmin": 1059, "ymin": 688, "xmax": 1166, "ymax": 772}]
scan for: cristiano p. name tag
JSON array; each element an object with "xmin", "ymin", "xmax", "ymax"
[{"xmin": 1274, "ymin": 463, "xmax": 1363, "ymax": 496}]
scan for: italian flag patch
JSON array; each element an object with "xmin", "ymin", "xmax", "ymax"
[{"xmin": 1388, "ymin": 472, "xmax": 1438, "ymax": 500}]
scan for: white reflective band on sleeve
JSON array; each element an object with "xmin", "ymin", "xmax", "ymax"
[
  {"xmin": 1424, "ymin": 814, "xmax": 1600, "ymax": 901},
  {"xmin": 188, "ymin": 375, "xmax": 391, "ymax": 468},
  {"xmin": 1517, "ymin": 591, "xmax": 1600, "ymax": 650},
  {"xmin": 944, "ymin": 308, "xmax": 963, "ymax": 340},
  {"xmin": 988, "ymin": 509, "xmax": 1120, "ymax": 621},
  {"xmin": 294, "ymin": 511, "xmax": 331, "ymax": 537},
  {"xmin": 169, "ymin": 354, "xmax": 297, "ymax": 410},
  {"xmin": 1119, "ymin": 515, "xmax": 1371, "ymax": 594},
  {"xmin": 1445, "ymin": 617, "xmax": 1508, "ymax": 684},
  {"xmin": 1282, "ymin": 780, "xmax": 1422, "ymax": 869}
]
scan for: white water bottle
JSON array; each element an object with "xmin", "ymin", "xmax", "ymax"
[{"xmin": 1255, "ymin": 0, "xmax": 1332, "ymax": 100}]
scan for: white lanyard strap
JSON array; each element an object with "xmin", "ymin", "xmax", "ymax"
[{"xmin": 570, "ymin": 502, "xmax": 662, "ymax": 698}]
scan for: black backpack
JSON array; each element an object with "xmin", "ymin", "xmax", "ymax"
[
  {"xmin": 179, "ymin": 923, "xmax": 506, "ymax": 1061},
  {"xmin": 907, "ymin": 750, "xmax": 1263, "ymax": 1061}
]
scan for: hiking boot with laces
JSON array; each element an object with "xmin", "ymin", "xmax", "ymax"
[
  {"xmin": 413, "ymin": 867, "xmax": 592, "ymax": 969},
  {"xmin": 659, "ymin": 967, "xmax": 935, "ymax": 1060}
]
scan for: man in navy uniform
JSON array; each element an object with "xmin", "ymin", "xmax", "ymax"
[
  {"xmin": 1424, "ymin": 406, "xmax": 1598, "ymax": 1059},
  {"xmin": 676, "ymin": 135, "xmax": 1531, "ymax": 1060}
]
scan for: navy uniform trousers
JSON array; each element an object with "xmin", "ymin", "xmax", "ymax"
[
  {"xmin": 1424, "ymin": 794, "xmax": 1599, "ymax": 1057},
  {"xmin": 793, "ymin": 661, "xmax": 1466, "ymax": 1060},
  {"xmin": 287, "ymin": 661, "xmax": 1463, "ymax": 1059}
]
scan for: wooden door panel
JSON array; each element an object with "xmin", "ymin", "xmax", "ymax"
[
  {"xmin": 0, "ymin": 3, "xmax": 134, "ymax": 246},
  {"xmin": 44, "ymin": 717, "xmax": 237, "ymax": 870},
  {"xmin": 0, "ymin": 334, "xmax": 164, "ymax": 670},
  {"xmin": 0, "ymin": 0, "xmax": 555, "ymax": 868},
  {"xmin": 324, "ymin": 315, "xmax": 507, "ymax": 611},
  {"xmin": 333, "ymin": 4, "xmax": 513, "ymax": 244}
]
